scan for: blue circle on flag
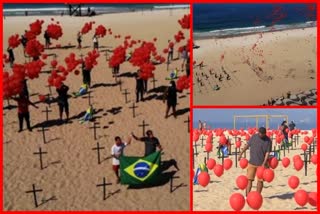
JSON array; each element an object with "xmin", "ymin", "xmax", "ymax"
[{"xmin": 134, "ymin": 162, "xmax": 150, "ymax": 178}]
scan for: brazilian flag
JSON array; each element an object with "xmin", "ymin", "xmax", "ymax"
[{"xmin": 120, "ymin": 152, "xmax": 161, "ymax": 185}]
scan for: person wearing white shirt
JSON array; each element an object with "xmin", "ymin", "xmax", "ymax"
[{"xmin": 111, "ymin": 135, "xmax": 132, "ymax": 183}]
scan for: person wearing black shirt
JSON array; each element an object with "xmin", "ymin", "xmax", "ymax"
[
  {"xmin": 82, "ymin": 62, "xmax": 92, "ymax": 87},
  {"xmin": 135, "ymin": 70, "xmax": 144, "ymax": 102},
  {"xmin": 44, "ymin": 30, "xmax": 51, "ymax": 49},
  {"xmin": 163, "ymin": 81, "xmax": 177, "ymax": 118},
  {"xmin": 7, "ymin": 47, "xmax": 15, "ymax": 67},
  {"xmin": 131, "ymin": 130, "xmax": 163, "ymax": 157},
  {"xmin": 56, "ymin": 83, "xmax": 69, "ymax": 121}
]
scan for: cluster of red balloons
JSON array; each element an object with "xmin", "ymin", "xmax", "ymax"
[
  {"xmin": 81, "ymin": 22, "xmax": 94, "ymax": 34},
  {"xmin": 178, "ymin": 14, "xmax": 190, "ymax": 29},
  {"xmin": 95, "ymin": 25, "xmax": 107, "ymax": 37},
  {"xmin": 139, "ymin": 62, "xmax": 155, "ymax": 80},
  {"xmin": 46, "ymin": 23, "xmax": 63, "ymax": 40},
  {"xmin": 65, "ymin": 53, "xmax": 82, "ymax": 72},
  {"xmin": 25, "ymin": 60, "xmax": 45, "ymax": 79},
  {"xmin": 174, "ymin": 30, "xmax": 185, "ymax": 43},
  {"xmin": 84, "ymin": 50, "xmax": 100, "ymax": 70},
  {"xmin": 294, "ymin": 189, "xmax": 317, "ymax": 207},
  {"xmin": 109, "ymin": 45, "xmax": 126, "ymax": 68},
  {"xmin": 3, "ymin": 67, "xmax": 24, "ymax": 99},
  {"xmin": 176, "ymin": 75, "xmax": 190, "ymax": 91},
  {"xmin": 24, "ymin": 19, "xmax": 44, "ymax": 41},
  {"xmin": 48, "ymin": 70, "xmax": 65, "ymax": 88},
  {"xmin": 8, "ymin": 34, "xmax": 21, "ymax": 48},
  {"xmin": 25, "ymin": 39, "xmax": 44, "ymax": 58}
]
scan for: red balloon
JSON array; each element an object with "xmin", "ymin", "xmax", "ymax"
[
  {"xmin": 239, "ymin": 158, "xmax": 248, "ymax": 169},
  {"xmin": 293, "ymin": 155, "xmax": 302, "ymax": 162},
  {"xmin": 256, "ymin": 166, "xmax": 265, "ymax": 180},
  {"xmin": 282, "ymin": 157, "xmax": 290, "ymax": 168},
  {"xmin": 193, "ymin": 134, "xmax": 199, "ymax": 142},
  {"xmin": 301, "ymin": 143, "xmax": 308, "ymax": 151},
  {"xmin": 235, "ymin": 140, "xmax": 241, "ymax": 148},
  {"xmin": 247, "ymin": 191, "xmax": 263, "ymax": 210},
  {"xmin": 206, "ymin": 158, "xmax": 216, "ymax": 170},
  {"xmin": 213, "ymin": 164, "xmax": 224, "ymax": 177},
  {"xmin": 219, "ymin": 135, "xmax": 227, "ymax": 145},
  {"xmin": 263, "ymin": 169, "xmax": 274, "ymax": 183},
  {"xmin": 205, "ymin": 143, "xmax": 212, "ymax": 152},
  {"xmin": 311, "ymin": 154, "xmax": 317, "ymax": 165},
  {"xmin": 288, "ymin": 176, "xmax": 300, "ymax": 189},
  {"xmin": 229, "ymin": 193, "xmax": 245, "ymax": 211},
  {"xmin": 268, "ymin": 157, "xmax": 278, "ymax": 169},
  {"xmin": 223, "ymin": 159, "xmax": 233, "ymax": 170},
  {"xmin": 236, "ymin": 175, "xmax": 248, "ymax": 190},
  {"xmin": 294, "ymin": 159, "xmax": 304, "ymax": 171},
  {"xmin": 308, "ymin": 192, "xmax": 317, "ymax": 207},
  {"xmin": 304, "ymin": 136, "xmax": 310, "ymax": 143},
  {"xmin": 198, "ymin": 172, "xmax": 210, "ymax": 187},
  {"xmin": 74, "ymin": 69, "xmax": 80, "ymax": 75},
  {"xmin": 294, "ymin": 189, "xmax": 308, "ymax": 207},
  {"xmin": 38, "ymin": 94, "xmax": 46, "ymax": 102}
]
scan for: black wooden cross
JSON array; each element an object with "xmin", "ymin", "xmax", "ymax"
[
  {"xmin": 42, "ymin": 107, "xmax": 52, "ymax": 122},
  {"xmin": 104, "ymin": 51, "xmax": 108, "ymax": 61},
  {"xmin": 194, "ymin": 142, "xmax": 198, "ymax": 157},
  {"xmin": 33, "ymin": 147, "xmax": 48, "ymax": 170},
  {"xmin": 92, "ymin": 142, "xmax": 105, "ymax": 164},
  {"xmin": 88, "ymin": 91, "xmax": 92, "ymax": 106},
  {"xmin": 38, "ymin": 126, "xmax": 49, "ymax": 144},
  {"xmin": 151, "ymin": 76, "xmax": 157, "ymax": 89},
  {"xmin": 138, "ymin": 120, "xmax": 149, "ymax": 136},
  {"xmin": 96, "ymin": 177, "xmax": 112, "ymax": 200},
  {"xmin": 118, "ymin": 78, "xmax": 122, "ymax": 91},
  {"xmin": 90, "ymin": 122, "xmax": 101, "ymax": 140},
  {"xmin": 200, "ymin": 136, "xmax": 205, "ymax": 147},
  {"xmin": 184, "ymin": 116, "xmax": 190, "ymax": 133},
  {"xmin": 129, "ymin": 102, "xmax": 138, "ymax": 118},
  {"xmin": 25, "ymin": 184, "xmax": 43, "ymax": 208},
  {"xmin": 46, "ymin": 85, "xmax": 52, "ymax": 97},
  {"xmin": 122, "ymin": 89, "xmax": 130, "ymax": 104}
]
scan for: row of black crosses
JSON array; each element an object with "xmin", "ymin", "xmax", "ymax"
[
  {"xmin": 25, "ymin": 50, "xmax": 191, "ymax": 207},
  {"xmin": 193, "ymin": 133, "xmax": 317, "ymax": 177}
]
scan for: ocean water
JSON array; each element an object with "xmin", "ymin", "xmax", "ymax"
[
  {"xmin": 3, "ymin": 3, "xmax": 189, "ymax": 16},
  {"xmin": 193, "ymin": 3, "xmax": 316, "ymax": 38}
]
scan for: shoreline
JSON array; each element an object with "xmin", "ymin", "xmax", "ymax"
[
  {"xmin": 3, "ymin": 5, "xmax": 189, "ymax": 17},
  {"xmin": 193, "ymin": 22, "xmax": 317, "ymax": 40}
]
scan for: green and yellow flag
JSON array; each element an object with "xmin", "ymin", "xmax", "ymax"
[{"xmin": 120, "ymin": 152, "xmax": 161, "ymax": 185}]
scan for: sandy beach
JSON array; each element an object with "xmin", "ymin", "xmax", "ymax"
[
  {"xmin": 3, "ymin": 9, "xmax": 190, "ymax": 211},
  {"xmin": 193, "ymin": 130, "xmax": 317, "ymax": 211},
  {"xmin": 193, "ymin": 27, "xmax": 317, "ymax": 105}
]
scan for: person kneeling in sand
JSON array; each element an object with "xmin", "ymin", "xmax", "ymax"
[
  {"xmin": 73, "ymin": 84, "xmax": 88, "ymax": 97},
  {"xmin": 79, "ymin": 105, "xmax": 94, "ymax": 124},
  {"xmin": 111, "ymin": 135, "xmax": 132, "ymax": 183},
  {"xmin": 238, "ymin": 127, "xmax": 271, "ymax": 196}
]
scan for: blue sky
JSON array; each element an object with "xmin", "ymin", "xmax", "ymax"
[{"xmin": 193, "ymin": 109, "xmax": 316, "ymax": 127}]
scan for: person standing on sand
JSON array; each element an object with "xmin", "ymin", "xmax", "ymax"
[
  {"xmin": 7, "ymin": 46, "xmax": 15, "ymax": 67},
  {"xmin": 44, "ymin": 30, "xmax": 51, "ymax": 49},
  {"xmin": 82, "ymin": 62, "xmax": 92, "ymax": 87},
  {"xmin": 186, "ymin": 57, "xmax": 190, "ymax": 77},
  {"xmin": 280, "ymin": 120, "xmax": 289, "ymax": 144},
  {"xmin": 21, "ymin": 32, "xmax": 28, "ymax": 50},
  {"xmin": 238, "ymin": 127, "xmax": 272, "ymax": 196},
  {"xmin": 93, "ymin": 34, "xmax": 99, "ymax": 50},
  {"xmin": 111, "ymin": 135, "xmax": 132, "ymax": 183},
  {"xmin": 181, "ymin": 45, "xmax": 188, "ymax": 68},
  {"xmin": 12, "ymin": 94, "xmax": 38, "ymax": 132},
  {"xmin": 163, "ymin": 81, "xmax": 177, "ymax": 118},
  {"xmin": 135, "ymin": 70, "xmax": 144, "ymax": 102},
  {"xmin": 131, "ymin": 130, "xmax": 163, "ymax": 157},
  {"xmin": 56, "ymin": 83, "xmax": 69, "ymax": 122},
  {"xmin": 77, "ymin": 32, "xmax": 82, "ymax": 49}
]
